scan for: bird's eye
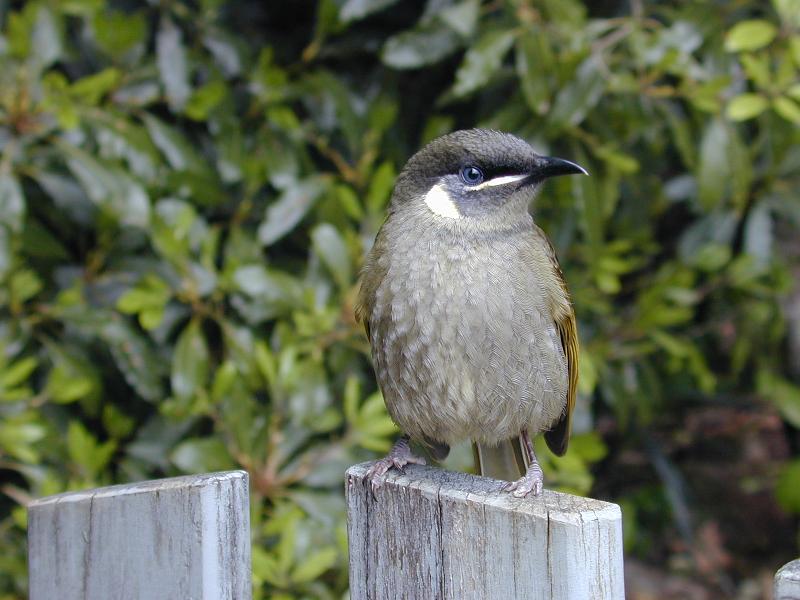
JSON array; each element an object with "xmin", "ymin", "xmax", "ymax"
[{"xmin": 460, "ymin": 165, "xmax": 484, "ymax": 185}]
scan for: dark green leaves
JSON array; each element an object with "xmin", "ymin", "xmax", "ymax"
[
  {"xmin": 381, "ymin": 24, "xmax": 461, "ymax": 69},
  {"xmin": 0, "ymin": 2, "xmax": 797, "ymax": 597},
  {"xmin": 450, "ymin": 30, "xmax": 515, "ymax": 98},
  {"xmin": 156, "ymin": 18, "xmax": 191, "ymax": 112},
  {"xmin": 311, "ymin": 224, "xmax": 351, "ymax": 289},
  {"xmin": 171, "ymin": 319, "xmax": 210, "ymax": 401},
  {"xmin": 0, "ymin": 173, "xmax": 25, "ymax": 233},
  {"xmin": 340, "ymin": 0, "xmax": 400, "ymax": 22},
  {"xmin": 548, "ymin": 56, "xmax": 606, "ymax": 129},
  {"xmin": 258, "ymin": 178, "xmax": 328, "ymax": 246}
]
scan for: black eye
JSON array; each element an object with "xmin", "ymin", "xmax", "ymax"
[{"xmin": 460, "ymin": 165, "xmax": 484, "ymax": 185}]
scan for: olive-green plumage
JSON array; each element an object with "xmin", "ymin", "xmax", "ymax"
[{"xmin": 356, "ymin": 129, "xmax": 583, "ymax": 496}]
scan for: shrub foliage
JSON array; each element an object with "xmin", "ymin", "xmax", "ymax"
[{"xmin": 0, "ymin": 0, "xmax": 799, "ymax": 596}]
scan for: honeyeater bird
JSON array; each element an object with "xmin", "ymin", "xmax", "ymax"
[{"xmin": 355, "ymin": 129, "xmax": 585, "ymax": 497}]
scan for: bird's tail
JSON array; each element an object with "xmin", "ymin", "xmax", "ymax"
[{"xmin": 473, "ymin": 437, "xmax": 527, "ymax": 482}]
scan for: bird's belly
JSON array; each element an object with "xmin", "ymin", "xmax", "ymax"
[{"xmin": 369, "ymin": 243, "xmax": 568, "ymax": 446}]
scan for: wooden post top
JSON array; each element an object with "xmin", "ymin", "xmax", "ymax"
[
  {"xmin": 27, "ymin": 470, "xmax": 249, "ymax": 509},
  {"xmin": 346, "ymin": 461, "xmax": 625, "ymax": 600},
  {"xmin": 346, "ymin": 461, "xmax": 621, "ymax": 521}
]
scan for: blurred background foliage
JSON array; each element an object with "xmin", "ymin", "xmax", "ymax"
[{"xmin": 0, "ymin": 0, "xmax": 798, "ymax": 597}]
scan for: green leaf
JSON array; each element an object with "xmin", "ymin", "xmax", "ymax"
[
  {"xmin": 340, "ymin": 0, "xmax": 399, "ymax": 22},
  {"xmin": 10, "ymin": 270, "xmax": 43, "ymax": 305},
  {"xmin": 71, "ymin": 68, "xmax": 121, "ymax": 105},
  {"xmin": 773, "ymin": 0, "xmax": 800, "ymax": 28},
  {"xmin": 311, "ymin": 223, "xmax": 351, "ymax": 288},
  {"xmin": 743, "ymin": 202, "xmax": 773, "ymax": 267},
  {"xmin": 7, "ymin": 5, "xmax": 36, "ymax": 58},
  {"xmin": 773, "ymin": 95, "xmax": 800, "ymax": 124},
  {"xmin": 697, "ymin": 119, "xmax": 729, "ymax": 209},
  {"xmin": 87, "ymin": 114, "xmax": 160, "ymax": 181},
  {"xmin": 185, "ymin": 80, "xmax": 228, "ymax": 121},
  {"xmin": 117, "ymin": 275, "xmax": 172, "ymax": 330},
  {"xmin": 777, "ymin": 460, "xmax": 800, "ymax": 513},
  {"xmin": 791, "ymin": 36, "xmax": 800, "ymax": 66},
  {"xmin": 516, "ymin": 33, "xmax": 554, "ymax": 115},
  {"xmin": 67, "ymin": 421, "xmax": 117, "ymax": 479},
  {"xmin": 91, "ymin": 10, "xmax": 146, "ymax": 59},
  {"xmin": 291, "ymin": 547, "xmax": 338, "ymax": 583},
  {"xmin": 381, "ymin": 23, "xmax": 461, "ymax": 69},
  {"xmin": 142, "ymin": 114, "xmax": 207, "ymax": 173},
  {"xmin": 62, "ymin": 145, "xmax": 150, "ymax": 227},
  {"xmin": 30, "ymin": 5, "xmax": 62, "ymax": 70},
  {"xmin": 740, "ymin": 53, "xmax": 771, "ymax": 88},
  {"xmin": 787, "ymin": 83, "xmax": 800, "ymax": 101},
  {"xmin": 365, "ymin": 161, "xmax": 396, "ymax": 213},
  {"xmin": 450, "ymin": 30, "xmax": 515, "ymax": 98},
  {"xmin": 726, "ymin": 93, "xmax": 768, "ymax": 121},
  {"xmin": 258, "ymin": 178, "xmax": 327, "ymax": 246},
  {"xmin": 232, "ymin": 265, "xmax": 296, "ymax": 299},
  {"xmin": 568, "ymin": 432, "xmax": 608, "ymax": 462},
  {"xmin": 171, "ymin": 438, "xmax": 233, "ymax": 472},
  {"xmin": 757, "ymin": 369, "xmax": 800, "ymax": 427},
  {"xmin": 724, "ymin": 20, "xmax": 777, "ymax": 52},
  {"xmin": 0, "ymin": 229, "xmax": 10, "ymax": 279},
  {"xmin": 439, "ymin": 0, "xmax": 480, "ymax": 37},
  {"xmin": 0, "ymin": 413, "xmax": 46, "ymax": 462},
  {"xmin": 334, "ymin": 184, "xmax": 363, "ymax": 220},
  {"xmin": 156, "ymin": 18, "xmax": 191, "ymax": 112},
  {"xmin": 549, "ymin": 56, "xmax": 606, "ymax": 128},
  {"xmin": 0, "ymin": 173, "xmax": 25, "ymax": 233},
  {"xmin": 693, "ymin": 243, "xmax": 732, "ymax": 271},
  {"xmin": 171, "ymin": 319, "xmax": 210, "ymax": 400},
  {"xmin": 47, "ymin": 358, "xmax": 96, "ymax": 404},
  {"xmin": 0, "ymin": 357, "xmax": 37, "ymax": 391},
  {"xmin": 101, "ymin": 319, "xmax": 164, "ymax": 402}
]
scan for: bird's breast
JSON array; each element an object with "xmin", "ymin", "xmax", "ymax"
[{"xmin": 368, "ymin": 218, "xmax": 568, "ymax": 446}]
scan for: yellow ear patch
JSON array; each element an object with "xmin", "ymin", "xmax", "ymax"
[{"xmin": 424, "ymin": 184, "xmax": 461, "ymax": 219}]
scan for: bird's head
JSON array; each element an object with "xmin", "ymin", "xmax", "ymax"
[{"xmin": 391, "ymin": 129, "xmax": 587, "ymax": 222}]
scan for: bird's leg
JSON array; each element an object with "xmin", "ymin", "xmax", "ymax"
[
  {"xmin": 503, "ymin": 429, "xmax": 544, "ymax": 498},
  {"xmin": 366, "ymin": 435, "xmax": 426, "ymax": 493},
  {"xmin": 520, "ymin": 428, "xmax": 535, "ymax": 465}
]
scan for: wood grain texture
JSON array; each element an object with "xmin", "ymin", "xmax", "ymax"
[
  {"xmin": 346, "ymin": 462, "xmax": 624, "ymax": 600},
  {"xmin": 27, "ymin": 470, "xmax": 251, "ymax": 600},
  {"xmin": 776, "ymin": 559, "xmax": 800, "ymax": 600}
]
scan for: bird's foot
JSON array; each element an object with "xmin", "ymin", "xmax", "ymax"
[
  {"xmin": 366, "ymin": 435, "xmax": 426, "ymax": 496},
  {"xmin": 503, "ymin": 469, "xmax": 543, "ymax": 497},
  {"xmin": 503, "ymin": 435, "xmax": 544, "ymax": 498}
]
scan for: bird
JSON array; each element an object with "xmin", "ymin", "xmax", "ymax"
[{"xmin": 355, "ymin": 129, "xmax": 585, "ymax": 497}]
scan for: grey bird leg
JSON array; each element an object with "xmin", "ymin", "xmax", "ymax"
[
  {"xmin": 366, "ymin": 435, "xmax": 426, "ymax": 494},
  {"xmin": 503, "ymin": 429, "xmax": 544, "ymax": 497}
]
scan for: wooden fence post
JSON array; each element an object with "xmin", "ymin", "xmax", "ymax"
[
  {"xmin": 346, "ymin": 462, "xmax": 624, "ymax": 600},
  {"xmin": 775, "ymin": 559, "xmax": 800, "ymax": 600},
  {"xmin": 27, "ymin": 470, "xmax": 251, "ymax": 600}
]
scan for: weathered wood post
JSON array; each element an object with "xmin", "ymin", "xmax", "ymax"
[
  {"xmin": 775, "ymin": 559, "xmax": 800, "ymax": 600},
  {"xmin": 346, "ymin": 462, "xmax": 624, "ymax": 600},
  {"xmin": 27, "ymin": 470, "xmax": 251, "ymax": 600}
]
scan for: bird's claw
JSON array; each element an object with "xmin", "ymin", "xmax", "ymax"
[
  {"xmin": 366, "ymin": 437, "xmax": 426, "ymax": 498},
  {"xmin": 503, "ymin": 471, "xmax": 543, "ymax": 498}
]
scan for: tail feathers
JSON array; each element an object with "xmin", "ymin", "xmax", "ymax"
[{"xmin": 473, "ymin": 438, "xmax": 527, "ymax": 482}]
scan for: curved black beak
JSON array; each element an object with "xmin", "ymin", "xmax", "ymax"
[{"xmin": 529, "ymin": 156, "xmax": 588, "ymax": 182}]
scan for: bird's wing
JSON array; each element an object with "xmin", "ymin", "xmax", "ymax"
[
  {"xmin": 354, "ymin": 223, "xmax": 390, "ymax": 341},
  {"xmin": 544, "ymin": 301, "xmax": 577, "ymax": 456},
  {"xmin": 538, "ymin": 230, "xmax": 578, "ymax": 457}
]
